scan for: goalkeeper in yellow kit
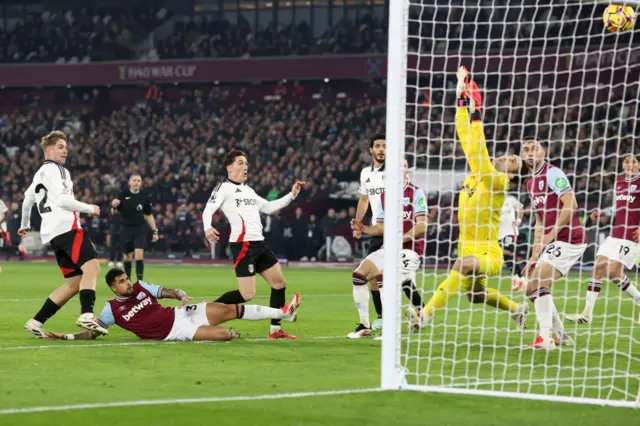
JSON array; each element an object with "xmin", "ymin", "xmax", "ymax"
[{"xmin": 415, "ymin": 67, "xmax": 529, "ymax": 330}]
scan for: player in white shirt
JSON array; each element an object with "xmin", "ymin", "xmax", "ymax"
[
  {"xmin": 203, "ymin": 150, "xmax": 305, "ymax": 339},
  {"xmin": 352, "ymin": 134, "xmax": 386, "ymax": 330},
  {"xmin": 19, "ymin": 131, "xmax": 107, "ymax": 338},
  {"xmin": 498, "ymin": 195, "xmax": 526, "ymax": 291}
]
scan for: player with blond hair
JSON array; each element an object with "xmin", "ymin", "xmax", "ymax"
[{"xmin": 20, "ymin": 131, "xmax": 107, "ymax": 338}]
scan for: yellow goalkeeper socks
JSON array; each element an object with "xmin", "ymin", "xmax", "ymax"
[
  {"xmin": 485, "ymin": 287, "xmax": 518, "ymax": 313},
  {"xmin": 424, "ymin": 270, "xmax": 465, "ymax": 317}
]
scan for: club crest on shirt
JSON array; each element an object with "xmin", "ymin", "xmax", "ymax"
[
  {"xmin": 136, "ymin": 204, "xmax": 143, "ymax": 211},
  {"xmin": 631, "ymin": 185, "xmax": 637, "ymax": 192},
  {"xmin": 62, "ymin": 180, "xmax": 71, "ymax": 194},
  {"xmin": 538, "ymin": 180, "xmax": 544, "ymax": 190},
  {"xmin": 403, "ymin": 197, "xmax": 410, "ymax": 206},
  {"xmin": 119, "ymin": 306, "xmax": 126, "ymax": 311},
  {"xmin": 136, "ymin": 292, "xmax": 146, "ymax": 300}
]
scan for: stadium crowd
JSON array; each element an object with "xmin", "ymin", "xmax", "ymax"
[
  {"xmin": 1, "ymin": 74, "xmax": 637, "ymax": 261},
  {"xmin": 0, "ymin": 81, "xmax": 386, "ymax": 258},
  {"xmin": 157, "ymin": 13, "xmax": 388, "ymax": 59},
  {"xmin": 1, "ymin": 2, "xmax": 635, "ymax": 63},
  {"xmin": 0, "ymin": 7, "xmax": 170, "ymax": 63}
]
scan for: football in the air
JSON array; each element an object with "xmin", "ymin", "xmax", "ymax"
[{"xmin": 603, "ymin": 4, "xmax": 636, "ymax": 32}]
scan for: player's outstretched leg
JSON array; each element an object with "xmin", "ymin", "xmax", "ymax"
[
  {"xmin": 464, "ymin": 277, "xmax": 528, "ymax": 331},
  {"xmin": 25, "ymin": 277, "xmax": 81, "ymax": 338},
  {"xmin": 423, "ymin": 270, "xmax": 465, "ymax": 322},
  {"xmin": 194, "ymin": 295, "xmax": 301, "ymax": 341}
]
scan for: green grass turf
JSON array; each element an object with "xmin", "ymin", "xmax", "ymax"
[{"xmin": 0, "ymin": 262, "xmax": 637, "ymax": 425}]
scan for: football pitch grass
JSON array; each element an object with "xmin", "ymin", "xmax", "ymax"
[{"xmin": 0, "ymin": 262, "xmax": 637, "ymax": 425}]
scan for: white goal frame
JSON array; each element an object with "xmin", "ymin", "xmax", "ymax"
[{"xmin": 381, "ymin": 0, "xmax": 640, "ymax": 409}]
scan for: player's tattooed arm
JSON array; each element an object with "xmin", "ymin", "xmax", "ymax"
[
  {"xmin": 44, "ymin": 330, "xmax": 97, "ymax": 340},
  {"xmin": 161, "ymin": 288, "xmax": 192, "ymax": 306}
]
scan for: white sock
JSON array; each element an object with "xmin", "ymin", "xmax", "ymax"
[
  {"xmin": 615, "ymin": 276, "xmax": 640, "ymax": 307},
  {"xmin": 584, "ymin": 280, "xmax": 602, "ymax": 316},
  {"xmin": 239, "ymin": 305, "xmax": 283, "ymax": 321},
  {"xmin": 534, "ymin": 292, "xmax": 554, "ymax": 342},
  {"xmin": 269, "ymin": 325, "xmax": 281, "ymax": 334},
  {"xmin": 353, "ymin": 285, "xmax": 370, "ymax": 328},
  {"xmin": 551, "ymin": 306, "xmax": 565, "ymax": 337}
]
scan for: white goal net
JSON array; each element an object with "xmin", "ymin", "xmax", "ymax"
[{"xmin": 382, "ymin": 0, "xmax": 640, "ymax": 407}]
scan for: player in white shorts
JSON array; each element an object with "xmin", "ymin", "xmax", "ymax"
[
  {"xmin": 347, "ymin": 159, "xmax": 428, "ymax": 339},
  {"xmin": 521, "ymin": 140, "xmax": 587, "ymax": 350},
  {"xmin": 44, "ymin": 268, "xmax": 301, "ymax": 342},
  {"xmin": 567, "ymin": 154, "xmax": 640, "ymax": 324}
]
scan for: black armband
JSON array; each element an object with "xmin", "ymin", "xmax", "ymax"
[
  {"xmin": 457, "ymin": 96, "xmax": 469, "ymax": 107},
  {"xmin": 470, "ymin": 110, "xmax": 482, "ymax": 121}
]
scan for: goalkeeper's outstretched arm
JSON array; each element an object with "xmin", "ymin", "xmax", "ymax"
[{"xmin": 455, "ymin": 67, "xmax": 508, "ymax": 190}]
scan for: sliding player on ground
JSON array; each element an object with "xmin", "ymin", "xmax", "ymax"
[
  {"xmin": 20, "ymin": 131, "xmax": 107, "ymax": 338},
  {"xmin": 566, "ymin": 154, "xmax": 640, "ymax": 324},
  {"xmin": 521, "ymin": 140, "xmax": 586, "ymax": 349},
  {"xmin": 203, "ymin": 150, "xmax": 305, "ymax": 339},
  {"xmin": 421, "ymin": 67, "xmax": 528, "ymax": 329},
  {"xmin": 44, "ymin": 268, "xmax": 301, "ymax": 342},
  {"xmin": 347, "ymin": 159, "xmax": 427, "ymax": 338}
]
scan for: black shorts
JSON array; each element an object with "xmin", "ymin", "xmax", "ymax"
[
  {"xmin": 366, "ymin": 236, "xmax": 384, "ymax": 255},
  {"xmin": 49, "ymin": 229, "xmax": 97, "ymax": 278},
  {"xmin": 500, "ymin": 236, "xmax": 516, "ymax": 257},
  {"xmin": 121, "ymin": 225, "xmax": 147, "ymax": 253},
  {"xmin": 230, "ymin": 241, "xmax": 279, "ymax": 278}
]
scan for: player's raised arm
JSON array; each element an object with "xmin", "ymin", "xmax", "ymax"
[
  {"xmin": 18, "ymin": 183, "xmax": 37, "ymax": 236},
  {"xmin": 455, "ymin": 67, "xmax": 507, "ymax": 190},
  {"xmin": 257, "ymin": 181, "xmax": 305, "ymax": 214}
]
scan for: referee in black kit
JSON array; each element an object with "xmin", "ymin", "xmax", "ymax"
[{"xmin": 111, "ymin": 174, "xmax": 158, "ymax": 281}]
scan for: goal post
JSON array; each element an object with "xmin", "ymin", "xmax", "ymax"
[
  {"xmin": 382, "ymin": 0, "xmax": 640, "ymax": 408},
  {"xmin": 380, "ymin": 0, "xmax": 409, "ymax": 390}
]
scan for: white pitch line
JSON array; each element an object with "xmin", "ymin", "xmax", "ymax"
[
  {"xmin": 1, "ymin": 326, "xmax": 636, "ymax": 352},
  {"xmin": 0, "ymin": 335, "xmax": 347, "ymax": 351},
  {"xmin": 0, "ymin": 387, "xmax": 383, "ymax": 415},
  {"xmin": 446, "ymin": 374, "xmax": 640, "ymax": 388}
]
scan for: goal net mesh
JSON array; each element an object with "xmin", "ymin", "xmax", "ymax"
[{"xmin": 391, "ymin": 0, "xmax": 640, "ymax": 405}]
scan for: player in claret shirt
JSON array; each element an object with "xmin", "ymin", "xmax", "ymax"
[
  {"xmin": 567, "ymin": 154, "xmax": 640, "ymax": 324},
  {"xmin": 44, "ymin": 268, "xmax": 301, "ymax": 342},
  {"xmin": 521, "ymin": 139, "xmax": 587, "ymax": 350},
  {"xmin": 202, "ymin": 150, "xmax": 305, "ymax": 339}
]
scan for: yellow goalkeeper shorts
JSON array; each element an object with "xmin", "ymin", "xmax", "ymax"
[{"xmin": 458, "ymin": 241, "xmax": 504, "ymax": 278}]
